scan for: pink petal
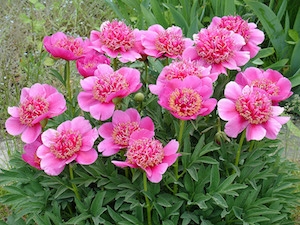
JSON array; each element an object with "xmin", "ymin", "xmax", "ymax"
[
  {"xmin": 112, "ymin": 160, "xmax": 137, "ymax": 168},
  {"xmin": 182, "ymin": 47, "xmax": 199, "ymax": 61},
  {"xmin": 224, "ymin": 116, "xmax": 248, "ymax": 138},
  {"xmin": 21, "ymin": 124, "xmax": 42, "ymax": 144},
  {"xmin": 77, "ymin": 92, "xmax": 98, "ymax": 111},
  {"xmin": 217, "ymin": 99, "xmax": 238, "ymax": 121},
  {"xmin": 147, "ymin": 163, "xmax": 168, "ymax": 183},
  {"xmin": 76, "ymin": 149, "xmax": 98, "ymax": 165},
  {"xmin": 90, "ymin": 103, "xmax": 115, "ymax": 121},
  {"xmin": 224, "ymin": 82, "xmax": 242, "ymax": 100},
  {"xmin": 246, "ymin": 124, "xmax": 266, "ymax": 141},
  {"xmin": 98, "ymin": 123, "xmax": 114, "ymax": 138},
  {"xmin": 7, "ymin": 106, "xmax": 20, "ymax": 117},
  {"xmin": 164, "ymin": 139, "xmax": 179, "ymax": 156},
  {"xmin": 98, "ymin": 139, "xmax": 122, "ymax": 156},
  {"xmin": 5, "ymin": 117, "xmax": 26, "ymax": 136},
  {"xmin": 41, "ymin": 129, "xmax": 57, "ymax": 148},
  {"xmin": 264, "ymin": 118, "xmax": 283, "ymax": 139},
  {"xmin": 112, "ymin": 110, "xmax": 131, "ymax": 124},
  {"xmin": 140, "ymin": 117, "xmax": 155, "ymax": 131}
]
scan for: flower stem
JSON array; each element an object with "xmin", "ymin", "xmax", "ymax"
[
  {"xmin": 65, "ymin": 60, "xmax": 72, "ymax": 101},
  {"xmin": 113, "ymin": 58, "xmax": 118, "ymax": 70},
  {"xmin": 248, "ymin": 141, "xmax": 255, "ymax": 152},
  {"xmin": 69, "ymin": 164, "xmax": 81, "ymax": 200},
  {"xmin": 143, "ymin": 172, "xmax": 152, "ymax": 225},
  {"xmin": 234, "ymin": 130, "xmax": 246, "ymax": 167}
]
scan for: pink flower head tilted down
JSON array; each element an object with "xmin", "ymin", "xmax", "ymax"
[
  {"xmin": 141, "ymin": 24, "xmax": 193, "ymax": 59},
  {"xmin": 209, "ymin": 15, "xmax": 265, "ymax": 58},
  {"xmin": 183, "ymin": 27, "xmax": 250, "ymax": 75},
  {"xmin": 5, "ymin": 83, "xmax": 66, "ymax": 144},
  {"xmin": 235, "ymin": 67, "xmax": 292, "ymax": 104},
  {"xmin": 90, "ymin": 20, "xmax": 143, "ymax": 63},
  {"xmin": 153, "ymin": 76, "xmax": 217, "ymax": 120},
  {"xmin": 43, "ymin": 31, "xmax": 86, "ymax": 60},
  {"xmin": 112, "ymin": 129, "xmax": 180, "ymax": 183},
  {"xmin": 149, "ymin": 59, "xmax": 217, "ymax": 96},
  {"xmin": 77, "ymin": 64, "xmax": 142, "ymax": 121},
  {"xmin": 98, "ymin": 108, "xmax": 155, "ymax": 156},
  {"xmin": 217, "ymin": 82, "xmax": 290, "ymax": 141},
  {"xmin": 36, "ymin": 117, "xmax": 99, "ymax": 176}
]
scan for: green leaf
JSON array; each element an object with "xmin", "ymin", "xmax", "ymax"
[
  {"xmin": 65, "ymin": 213, "xmax": 91, "ymax": 224},
  {"xmin": 208, "ymin": 164, "xmax": 220, "ymax": 192},
  {"xmin": 49, "ymin": 68, "xmax": 65, "ymax": 86},
  {"xmin": 150, "ymin": 0, "xmax": 168, "ymax": 27},
  {"xmin": 186, "ymin": 166, "xmax": 199, "ymax": 181},
  {"xmin": 289, "ymin": 39, "xmax": 300, "ymax": 76},
  {"xmin": 163, "ymin": 3, "xmax": 189, "ymax": 34},
  {"xmin": 289, "ymin": 67, "xmax": 300, "ymax": 88},
  {"xmin": 140, "ymin": 4, "xmax": 157, "ymax": 26},
  {"xmin": 286, "ymin": 119, "xmax": 300, "ymax": 137},
  {"xmin": 211, "ymin": 193, "xmax": 228, "ymax": 208},
  {"xmin": 90, "ymin": 191, "xmax": 107, "ymax": 217},
  {"xmin": 121, "ymin": 213, "xmax": 143, "ymax": 225},
  {"xmin": 224, "ymin": 0, "xmax": 235, "ymax": 15},
  {"xmin": 254, "ymin": 47, "xmax": 275, "ymax": 58},
  {"xmin": 198, "ymin": 156, "xmax": 219, "ymax": 164},
  {"xmin": 265, "ymin": 58, "xmax": 289, "ymax": 70}
]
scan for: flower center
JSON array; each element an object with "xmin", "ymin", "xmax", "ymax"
[
  {"xmin": 165, "ymin": 60, "xmax": 205, "ymax": 80},
  {"xmin": 19, "ymin": 97, "xmax": 49, "ymax": 127},
  {"xmin": 112, "ymin": 122, "xmax": 140, "ymax": 146},
  {"xmin": 50, "ymin": 130, "xmax": 82, "ymax": 159},
  {"xmin": 251, "ymin": 78, "xmax": 279, "ymax": 97},
  {"xmin": 168, "ymin": 88, "xmax": 202, "ymax": 117},
  {"xmin": 126, "ymin": 138, "xmax": 164, "ymax": 169},
  {"xmin": 155, "ymin": 30, "xmax": 185, "ymax": 57},
  {"xmin": 92, "ymin": 72, "xmax": 129, "ymax": 102},
  {"xmin": 235, "ymin": 88, "xmax": 272, "ymax": 124},
  {"xmin": 100, "ymin": 20, "xmax": 135, "ymax": 51},
  {"xmin": 196, "ymin": 29, "xmax": 235, "ymax": 64},
  {"xmin": 55, "ymin": 37, "xmax": 84, "ymax": 57}
]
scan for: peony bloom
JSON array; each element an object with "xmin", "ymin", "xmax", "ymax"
[
  {"xmin": 149, "ymin": 59, "xmax": 217, "ymax": 96},
  {"xmin": 98, "ymin": 108, "xmax": 155, "ymax": 156},
  {"xmin": 112, "ymin": 130, "xmax": 180, "ymax": 183},
  {"xmin": 235, "ymin": 67, "xmax": 292, "ymax": 104},
  {"xmin": 141, "ymin": 24, "xmax": 193, "ymax": 59},
  {"xmin": 217, "ymin": 82, "xmax": 290, "ymax": 141},
  {"xmin": 22, "ymin": 135, "xmax": 42, "ymax": 170},
  {"xmin": 153, "ymin": 76, "xmax": 217, "ymax": 120},
  {"xmin": 209, "ymin": 15, "xmax": 264, "ymax": 58},
  {"xmin": 43, "ymin": 32, "xmax": 86, "ymax": 60},
  {"xmin": 77, "ymin": 64, "xmax": 142, "ymax": 121},
  {"xmin": 90, "ymin": 20, "xmax": 142, "ymax": 63},
  {"xmin": 36, "ymin": 117, "xmax": 99, "ymax": 176},
  {"xmin": 5, "ymin": 83, "xmax": 66, "ymax": 144},
  {"xmin": 182, "ymin": 27, "xmax": 250, "ymax": 75},
  {"xmin": 76, "ymin": 50, "xmax": 110, "ymax": 77}
]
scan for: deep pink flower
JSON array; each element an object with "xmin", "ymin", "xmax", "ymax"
[
  {"xmin": 209, "ymin": 15, "xmax": 265, "ymax": 58},
  {"xmin": 98, "ymin": 108, "xmax": 155, "ymax": 156},
  {"xmin": 141, "ymin": 24, "xmax": 193, "ymax": 59},
  {"xmin": 43, "ymin": 32, "xmax": 86, "ymax": 60},
  {"xmin": 235, "ymin": 67, "xmax": 292, "ymax": 104},
  {"xmin": 183, "ymin": 27, "xmax": 250, "ymax": 75},
  {"xmin": 149, "ymin": 59, "xmax": 217, "ymax": 95},
  {"xmin": 5, "ymin": 83, "xmax": 66, "ymax": 144},
  {"xmin": 22, "ymin": 135, "xmax": 42, "ymax": 170},
  {"xmin": 76, "ymin": 50, "xmax": 110, "ymax": 77},
  {"xmin": 217, "ymin": 82, "xmax": 290, "ymax": 141},
  {"xmin": 77, "ymin": 64, "xmax": 142, "ymax": 121},
  {"xmin": 112, "ymin": 130, "xmax": 180, "ymax": 183},
  {"xmin": 36, "ymin": 117, "xmax": 98, "ymax": 176},
  {"xmin": 90, "ymin": 20, "xmax": 142, "ymax": 63},
  {"xmin": 154, "ymin": 76, "xmax": 217, "ymax": 120}
]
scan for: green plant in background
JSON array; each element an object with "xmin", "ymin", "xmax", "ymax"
[{"xmin": 1, "ymin": 0, "xmax": 300, "ymax": 225}]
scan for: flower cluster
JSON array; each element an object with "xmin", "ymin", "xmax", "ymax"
[{"xmin": 5, "ymin": 15, "xmax": 291, "ymax": 184}]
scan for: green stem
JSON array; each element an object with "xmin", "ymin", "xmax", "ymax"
[
  {"xmin": 234, "ymin": 130, "xmax": 246, "ymax": 167},
  {"xmin": 69, "ymin": 164, "xmax": 81, "ymax": 200},
  {"xmin": 173, "ymin": 119, "xmax": 185, "ymax": 194},
  {"xmin": 113, "ymin": 58, "xmax": 118, "ymax": 71},
  {"xmin": 143, "ymin": 172, "xmax": 152, "ymax": 225},
  {"xmin": 65, "ymin": 60, "xmax": 72, "ymax": 101},
  {"xmin": 248, "ymin": 141, "xmax": 255, "ymax": 152}
]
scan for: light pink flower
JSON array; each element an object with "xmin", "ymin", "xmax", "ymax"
[
  {"xmin": 98, "ymin": 108, "xmax": 155, "ymax": 156},
  {"xmin": 22, "ymin": 135, "xmax": 42, "ymax": 170},
  {"xmin": 36, "ymin": 117, "xmax": 99, "ymax": 176},
  {"xmin": 217, "ymin": 82, "xmax": 290, "ymax": 141},
  {"xmin": 154, "ymin": 76, "xmax": 217, "ymax": 120},
  {"xmin": 149, "ymin": 59, "xmax": 217, "ymax": 95},
  {"xmin": 90, "ymin": 20, "xmax": 142, "ymax": 63},
  {"xmin": 141, "ymin": 24, "xmax": 193, "ymax": 59},
  {"xmin": 112, "ymin": 130, "xmax": 180, "ymax": 183},
  {"xmin": 76, "ymin": 50, "xmax": 110, "ymax": 77},
  {"xmin": 77, "ymin": 64, "xmax": 142, "ymax": 121},
  {"xmin": 183, "ymin": 27, "xmax": 250, "ymax": 75},
  {"xmin": 209, "ymin": 15, "xmax": 265, "ymax": 58},
  {"xmin": 235, "ymin": 67, "xmax": 292, "ymax": 104},
  {"xmin": 5, "ymin": 83, "xmax": 66, "ymax": 144},
  {"xmin": 43, "ymin": 32, "xmax": 86, "ymax": 60}
]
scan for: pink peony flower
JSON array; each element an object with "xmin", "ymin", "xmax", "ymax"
[
  {"xmin": 90, "ymin": 20, "xmax": 142, "ymax": 63},
  {"xmin": 98, "ymin": 108, "xmax": 155, "ymax": 156},
  {"xmin": 217, "ymin": 82, "xmax": 290, "ymax": 141},
  {"xmin": 36, "ymin": 116, "xmax": 99, "ymax": 176},
  {"xmin": 183, "ymin": 27, "xmax": 250, "ymax": 75},
  {"xmin": 112, "ymin": 129, "xmax": 180, "ymax": 183},
  {"xmin": 43, "ymin": 32, "xmax": 86, "ymax": 60},
  {"xmin": 235, "ymin": 67, "xmax": 292, "ymax": 104},
  {"xmin": 141, "ymin": 24, "xmax": 193, "ymax": 59},
  {"xmin": 153, "ymin": 76, "xmax": 217, "ymax": 120},
  {"xmin": 77, "ymin": 64, "xmax": 142, "ymax": 121},
  {"xmin": 209, "ymin": 15, "xmax": 265, "ymax": 58},
  {"xmin": 149, "ymin": 59, "xmax": 217, "ymax": 96},
  {"xmin": 22, "ymin": 135, "xmax": 42, "ymax": 170},
  {"xmin": 76, "ymin": 50, "xmax": 110, "ymax": 77},
  {"xmin": 5, "ymin": 83, "xmax": 66, "ymax": 144}
]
